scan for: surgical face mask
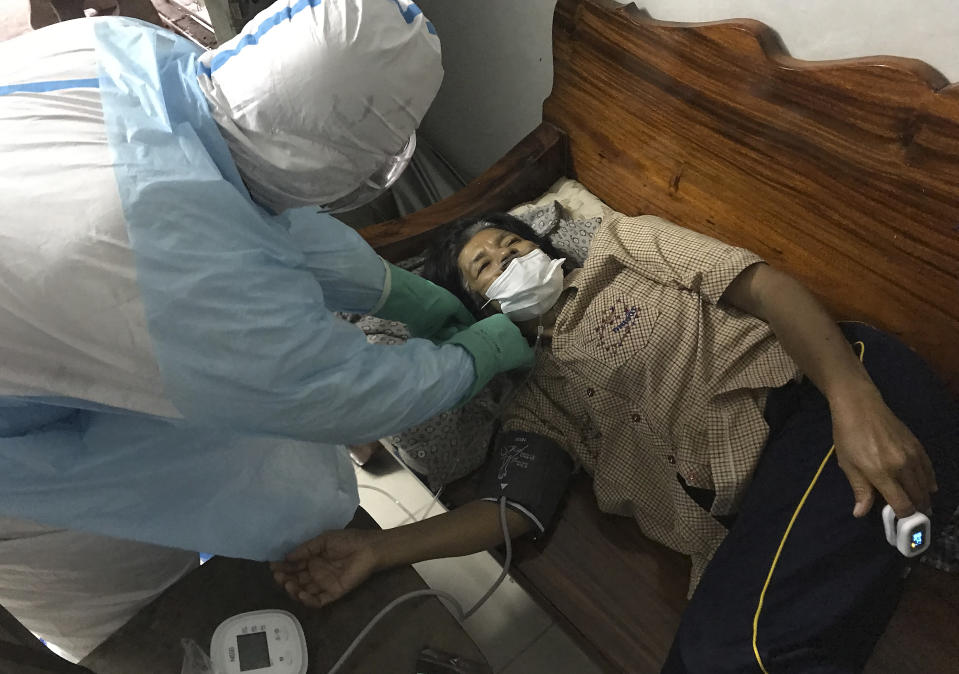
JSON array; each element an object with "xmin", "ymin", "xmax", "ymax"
[
  {"xmin": 483, "ymin": 249, "xmax": 566, "ymax": 322},
  {"xmin": 317, "ymin": 134, "xmax": 418, "ymax": 214}
]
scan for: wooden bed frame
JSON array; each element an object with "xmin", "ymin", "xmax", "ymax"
[{"xmin": 361, "ymin": 1, "xmax": 959, "ymax": 671}]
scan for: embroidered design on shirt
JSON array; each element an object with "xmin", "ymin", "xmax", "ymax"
[{"xmin": 593, "ymin": 298, "xmax": 639, "ymax": 351}]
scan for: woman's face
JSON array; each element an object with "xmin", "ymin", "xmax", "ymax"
[{"xmin": 457, "ymin": 228, "xmax": 539, "ymax": 296}]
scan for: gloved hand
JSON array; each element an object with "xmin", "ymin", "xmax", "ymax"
[
  {"xmin": 374, "ymin": 263, "xmax": 475, "ymax": 340},
  {"xmin": 443, "ymin": 313, "xmax": 535, "ymax": 402}
]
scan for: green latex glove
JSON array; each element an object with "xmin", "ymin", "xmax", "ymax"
[
  {"xmin": 444, "ymin": 313, "xmax": 535, "ymax": 402},
  {"xmin": 374, "ymin": 263, "xmax": 476, "ymax": 340}
]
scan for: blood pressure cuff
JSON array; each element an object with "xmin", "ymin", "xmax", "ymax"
[{"xmin": 476, "ymin": 431, "xmax": 574, "ymax": 537}]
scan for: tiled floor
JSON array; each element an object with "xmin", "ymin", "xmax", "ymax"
[{"xmin": 354, "ymin": 447, "xmax": 602, "ymax": 674}]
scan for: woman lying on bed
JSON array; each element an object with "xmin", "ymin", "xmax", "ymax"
[{"xmin": 273, "ymin": 210, "xmax": 958, "ymax": 672}]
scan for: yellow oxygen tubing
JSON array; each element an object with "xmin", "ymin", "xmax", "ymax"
[{"xmin": 751, "ymin": 340, "xmax": 866, "ymax": 673}]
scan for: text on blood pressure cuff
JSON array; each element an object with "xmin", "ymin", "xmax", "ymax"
[{"xmin": 476, "ymin": 431, "xmax": 573, "ymax": 536}]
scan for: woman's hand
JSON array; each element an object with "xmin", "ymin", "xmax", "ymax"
[
  {"xmin": 831, "ymin": 384, "xmax": 937, "ymax": 518},
  {"xmin": 271, "ymin": 501, "xmax": 531, "ymax": 609},
  {"xmin": 271, "ymin": 529, "xmax": 384, "ymax": 608}
]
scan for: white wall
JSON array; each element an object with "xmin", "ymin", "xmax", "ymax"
[
  {"xmin": 632, "ymin": 1, "xmax": 959, "ymax": 79},
  {"xmin": 414, "ymin": 0, "xmax": 556, "ymax": 180},
  {"xmin": 416, "ymin": 0, "xmax": 959, "ymax": 181}
]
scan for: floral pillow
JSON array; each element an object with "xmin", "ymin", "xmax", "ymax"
[{"xmin": 341, "ymin": 197, "xmax": 601, "ymax": 488}]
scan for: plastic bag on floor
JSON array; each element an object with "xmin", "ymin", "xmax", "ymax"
[{"xmin": 181, "ymin": 639, "xmax": 213, "ymax": 674}]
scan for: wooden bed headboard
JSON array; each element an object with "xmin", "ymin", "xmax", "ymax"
[
  {"xmin": 547, "ymin": 0, "xmax": 959, "ymax": 392},
  {"xmin": 364, "ymin": 0, "xmax": 959, "ymax": 393}
]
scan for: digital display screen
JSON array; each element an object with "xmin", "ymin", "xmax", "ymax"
[
  {"xmin": 237, "ymin": 631, "xmax": 271, "ymax": 671},
  {"xmin": 911, "ymin": 530, "xmax": 924, "ymax": 549}
]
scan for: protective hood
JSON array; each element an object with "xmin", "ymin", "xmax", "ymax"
[{"xmin": 196, "ymin": 0, "xmax": 442, "ymax": 213}]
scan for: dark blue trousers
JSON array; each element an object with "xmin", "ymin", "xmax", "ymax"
[{"xmin": 663, "ymin": 323, "xmax": 959, "ymax": 673}]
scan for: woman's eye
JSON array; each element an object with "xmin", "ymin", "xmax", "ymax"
[{"xmin": 479, "ymin": 261, "xmax": 489, "ymax": 272}]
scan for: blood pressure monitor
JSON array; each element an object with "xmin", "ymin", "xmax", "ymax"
[
  {"xmin": 211, "ymin": 610, "xmax": 307, "ymax": 674},
  {"xmin": 882, "ymin": 504, "xmax": 931, "ymax": 558}
]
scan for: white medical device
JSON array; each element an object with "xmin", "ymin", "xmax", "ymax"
[
  {"xmin": 210, "ymin": 610, "xmax": 308, "ymax": 674},
  {"xmin": 881, "ymin": 504, "xmax": 931, "ymax": 558}
]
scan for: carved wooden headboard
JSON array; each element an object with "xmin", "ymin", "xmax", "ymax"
[
  {"xmin": 364, "ymin": 0, "xmax": 959, "ymax": 392},
  {"xmin": 547, "ymin": 0, "xmax": 959, "ymax": 392}
]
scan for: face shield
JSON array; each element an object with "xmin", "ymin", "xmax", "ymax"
[{"xmin": 318, "ymin": 133, "xmax": 417, "ymax": 214}]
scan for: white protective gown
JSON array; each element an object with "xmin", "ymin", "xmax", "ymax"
[{"xmin": 0, "ymin": 1, "xmax": 472, "ymax": 659}]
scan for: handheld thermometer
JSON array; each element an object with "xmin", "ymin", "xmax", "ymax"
[
  {"xmin": 881, "ymin": 505, "xmax": 931, "ymax": 558},
  {"xmin": 210, "ymin": 610, "xmax": 307, "ymax": 674}
]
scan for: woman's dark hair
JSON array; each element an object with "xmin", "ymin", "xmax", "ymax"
[{"xmin": 422, "ymin": 212, "xmax": 569, "ymax": 318}]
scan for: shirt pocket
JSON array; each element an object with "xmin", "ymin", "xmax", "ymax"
[
  {"xmin": 626, "ymin": 410, "xmax": 700, "ymax": 487},
  {"xmin": 634, "ymin": 412, "xmax": 714, "ymax": 496},
  {"xmin": 567, "ymin": 281, "xmax": 664, "ymax": 371},
  {"xmin": 673, "ymin": 422, "xmax": 715, "ymax": 493},
  {"xmin": 675, "ymin": 456, "xmax": 714, "ymax": 493}
]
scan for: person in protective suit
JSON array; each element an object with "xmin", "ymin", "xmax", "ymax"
[{"xmin": 0, "ymin": 0, "xmax": 531, "ymax": 660}]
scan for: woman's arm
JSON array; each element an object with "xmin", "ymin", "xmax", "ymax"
[
  {"xmin": 721, "ymin": 263, "xmax": 937, "ymax": 518},
  {"xmin": 379, "ymin": 500, "xmax": 532, "ymax": 566},
  {"xmin": 272, "ymin": 501, "xmax": 531, "ymax": 608}
]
